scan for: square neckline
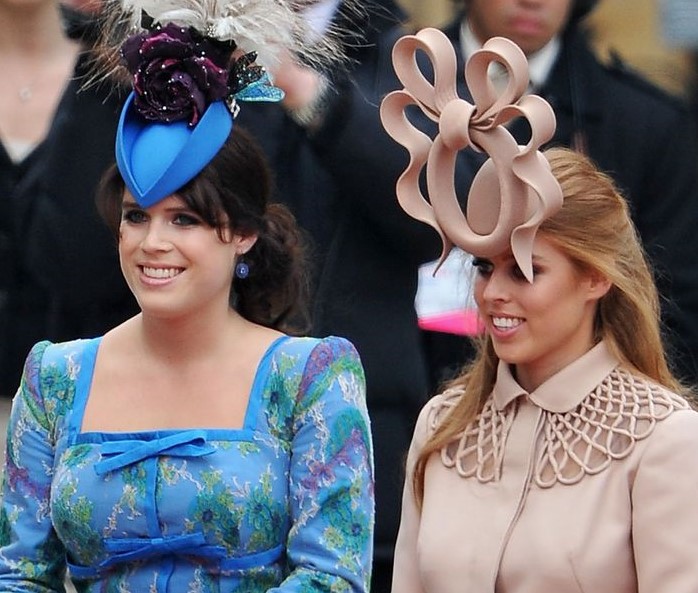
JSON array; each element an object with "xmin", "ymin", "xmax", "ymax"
[{"xmin": 70, "ymin": 334, "xmax": 291, "ymax": 443}]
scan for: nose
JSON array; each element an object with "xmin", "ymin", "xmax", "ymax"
[
  {"xmin": 140, "ymin": 220, "xmax": 172, "ymax": 252},
  {"xmin": 480, "ymin": 270, "xmax": 511, "ymax": 303}
]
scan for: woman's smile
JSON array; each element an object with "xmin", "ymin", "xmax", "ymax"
[
  {"xmin": 140, "ymin": 265, "xmax": 185, "ymax": 281},
  {"xmin": 490, "ymin": 315, "xmax": 525, "ymax": 333}
]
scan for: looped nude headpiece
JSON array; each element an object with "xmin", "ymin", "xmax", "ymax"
[{"xmin": 380, "ymin": 28, "xmax": 563, "ymax": 282}]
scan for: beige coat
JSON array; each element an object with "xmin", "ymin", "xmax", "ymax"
[{"xmin": 392, "ymin": 342, "xmax": 698, "ymax": 593}]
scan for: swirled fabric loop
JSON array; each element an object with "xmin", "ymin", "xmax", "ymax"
[
  {"xmin": 94, "ymin": 430, "xmax": 216, "ymax": 475},
  {"xmin": 380, "ymin": 28, "xmax": 563, "ymax": 281},
  {"xmin": 380, "ymin": 27, "xmax": 463, "ymax": 268},
  {"xmin": 465, "ymin": 37, "xmax": 529, "ymax": 124},
  {"xmin": 391, "ymin": 27, "xmax": 459, "ymax": 122},
  {"xmin": 381, "ymin": 90, "xmax": 451, "ymax": 263}
]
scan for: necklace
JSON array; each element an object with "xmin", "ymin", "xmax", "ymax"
[
  {"xmin": 4, "ymin": 38, "xmax": 80, "ymax": 105},
  {"xmin": 18, "ymin": 84, "xmax": 34, "ymax": 103}
]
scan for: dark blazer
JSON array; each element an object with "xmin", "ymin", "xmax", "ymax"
[{"xmin": 0, "ymin": 11, "xmax": 138, "ymax": 395}]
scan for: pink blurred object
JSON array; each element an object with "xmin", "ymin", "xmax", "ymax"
[{"xmin": 418, "ymin": 309, "xmax": 484, "ymax": 336}]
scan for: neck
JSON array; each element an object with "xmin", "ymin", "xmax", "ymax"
[
  {"xmin": 0, "ymin": 2, "xmax": 69, "ymax": 55},
  {"xmin": 134, "ymin": 306, "xmax": 250, "ymax": 365},
  {"xmin": 514, "ymin": 338, "xmax": 597, "ymax": 394}
]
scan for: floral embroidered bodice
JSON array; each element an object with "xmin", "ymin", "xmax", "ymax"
[{"xmin": 0, "ymin": 335, "xmax": 374, "ymax": 592}]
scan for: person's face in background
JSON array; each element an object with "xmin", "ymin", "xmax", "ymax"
[
  {"xmin": 60, "ymin": 0, "xmax": 101, "ymax": 12},
  {"xmin": 466, "ymin": 0, "xmax": 575, "ymax": 56},
  {"xmin": 0, "ymin": 0, "xmax": 51, "ymax": 12}
]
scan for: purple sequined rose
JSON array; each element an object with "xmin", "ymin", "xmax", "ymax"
[{"xmin": 121, "ymin": 23, "xmax": 233, "ymax": 126}]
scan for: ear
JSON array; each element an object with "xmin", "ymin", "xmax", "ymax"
[
  {"xmin": 234, "ymin": 232, "xmax": 258, "ymax": 255},
  {"xmin": 584, "ymin": 270, "xmax": 612, "ymax": 302}
]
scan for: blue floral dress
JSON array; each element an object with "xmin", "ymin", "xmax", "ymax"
[{"xmin": 0, "ymin": 335, "xmax": 374, "ymax": 592}]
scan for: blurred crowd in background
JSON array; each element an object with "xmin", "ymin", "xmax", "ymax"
[{"xmin": 404, "ymin": 0, "xmax": 698, "ymax": 106}]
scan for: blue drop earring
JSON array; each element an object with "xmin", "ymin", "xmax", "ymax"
[{"xmin": 235, "ymin": 260, "xmax": 249, "ymax": 279}]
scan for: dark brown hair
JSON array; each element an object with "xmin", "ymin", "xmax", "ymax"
[{"xmin": 97, "ymin": 126, "xmax": 311, "ymax": 334}]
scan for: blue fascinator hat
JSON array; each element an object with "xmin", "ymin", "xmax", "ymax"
[
  {"xmin": 116, "ymin": 95, "xmax": 233, "ymax": 207},
  {"xmin": 115, "ymin": 17, "xmax": 283, "ymax": 208}
]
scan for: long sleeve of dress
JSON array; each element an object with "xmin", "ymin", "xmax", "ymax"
[
  {"xmin": 390, "ymin": 402, "xmax": 432, "ymax": 593},
  {"xmin": 0, "ymin": 341, "xmax": 66, "ymax": 592},
  {"xmin": 632, "ymin": 407, "xmax": 698, "ymax": 593},
  {"xmin": 272, "ymin": 337, "xmax": 374, "ymax": 592}
]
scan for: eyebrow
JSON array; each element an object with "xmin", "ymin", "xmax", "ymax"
[{"xmin": 121, "ymin": 200, "xmax": 192, "ymax": 213}]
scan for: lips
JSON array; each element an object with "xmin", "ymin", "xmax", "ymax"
[{"xmin": 509, "ymin": 15, "xmax": 545, "ymax": 36}]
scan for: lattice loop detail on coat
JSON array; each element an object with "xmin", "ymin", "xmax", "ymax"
[{"xmin": 429, "ymin": 368, "xmax": 690, "ymax": 488}]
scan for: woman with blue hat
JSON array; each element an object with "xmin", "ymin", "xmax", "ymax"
[{"xmin": 0, "ymin": 2, "xmax": 374, "ymax": 591}]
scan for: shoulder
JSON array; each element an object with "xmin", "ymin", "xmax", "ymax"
[
  {"xmin": 21, "ymin": 338, "xmax": 100, "ymax": 393},
  {"xmin": 269, "ymin": 336, "xmax": 366, "ymax": 408},
  {"xmin": 412, "ymin": 387, "xmax": 465, "ymax": 444},
  {"xmin": 36, "ymin": 337, "xmax": 101, "ymax": 369},
  {"xmin": 61, "ymin": 4, "xmax": 101, "ymax": 47},
  {"xmin": 560, "ymin": 30, "xmax": 691, "ymax": 118},
  {"xmin": 615, "ymin": 366, "xmax": 693, "ymax": 406},
  {"xmin": 603, "ymin": 366, "xmax": 698, "ymax": 444},
  {"xmin": 429, "ymin": 386, "xmax": 465, "ymax": 423},
  {"xmin": 20, "ymin": 338, "xmax": 89, "ymax": 378},
  {"xmin": 21, "ymin": 338, "xmax": 101, "ymax": 401},
  {"xmin": 276, "ymin": 337, "xmax": 371, "ymax": 445},
  {"xmin": 15, "ymin": 338, "xmax": 98, "ymax": 432},
  {"xmin": 597, "ymin": 51, "xmax": 690, "ymax": 114},
  {"xmin": 275, "ymin": 335, "xmax": 363, "ymax": 373},
  {"xmin": 636, "ymin": 374, "xmax": 698, "ymax": 438},
  {"xmin": 631, "ymin": 389, "xmax": 698, "ymax": 485},
  {"xmin": 654, "ymin": 403, "xmax": 698, "ymax": 436}
]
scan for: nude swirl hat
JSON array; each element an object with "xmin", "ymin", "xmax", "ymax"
[{"xmin": 380, "ymin": 29, "xmax": 563, "ymax": 282}]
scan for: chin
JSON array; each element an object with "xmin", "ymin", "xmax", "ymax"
[
  {"xmin": 506, "ymin": 32, "xmax": 549, "ymax": 57},
  {"xmin": 492, "ymin": 343, "xmax": 534, "ymax": 367},
  {"xmin": 135, "ymin": 298, "xmax": 181, "ymax": 318}
]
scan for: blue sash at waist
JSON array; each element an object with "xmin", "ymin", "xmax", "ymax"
[{"xmin": 68, "ymin": 531, "xmax": 285, "ymax": 580}]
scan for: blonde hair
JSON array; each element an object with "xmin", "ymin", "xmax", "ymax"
[{"xmin": 412, "ymin": 147, "xmax": 683, "ymax": 504}]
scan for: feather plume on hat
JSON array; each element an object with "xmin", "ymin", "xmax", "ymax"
[
  {"xmin": 97, "ymin": 0, "xmax": 362, "ymax": 207},
  {"xmin": 101, "ymin": 0, "xmax": 363, "ymax": 208},
  {"xmin": 94, "ymin": 0, "xmax": 353, "ymax": 85}
]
